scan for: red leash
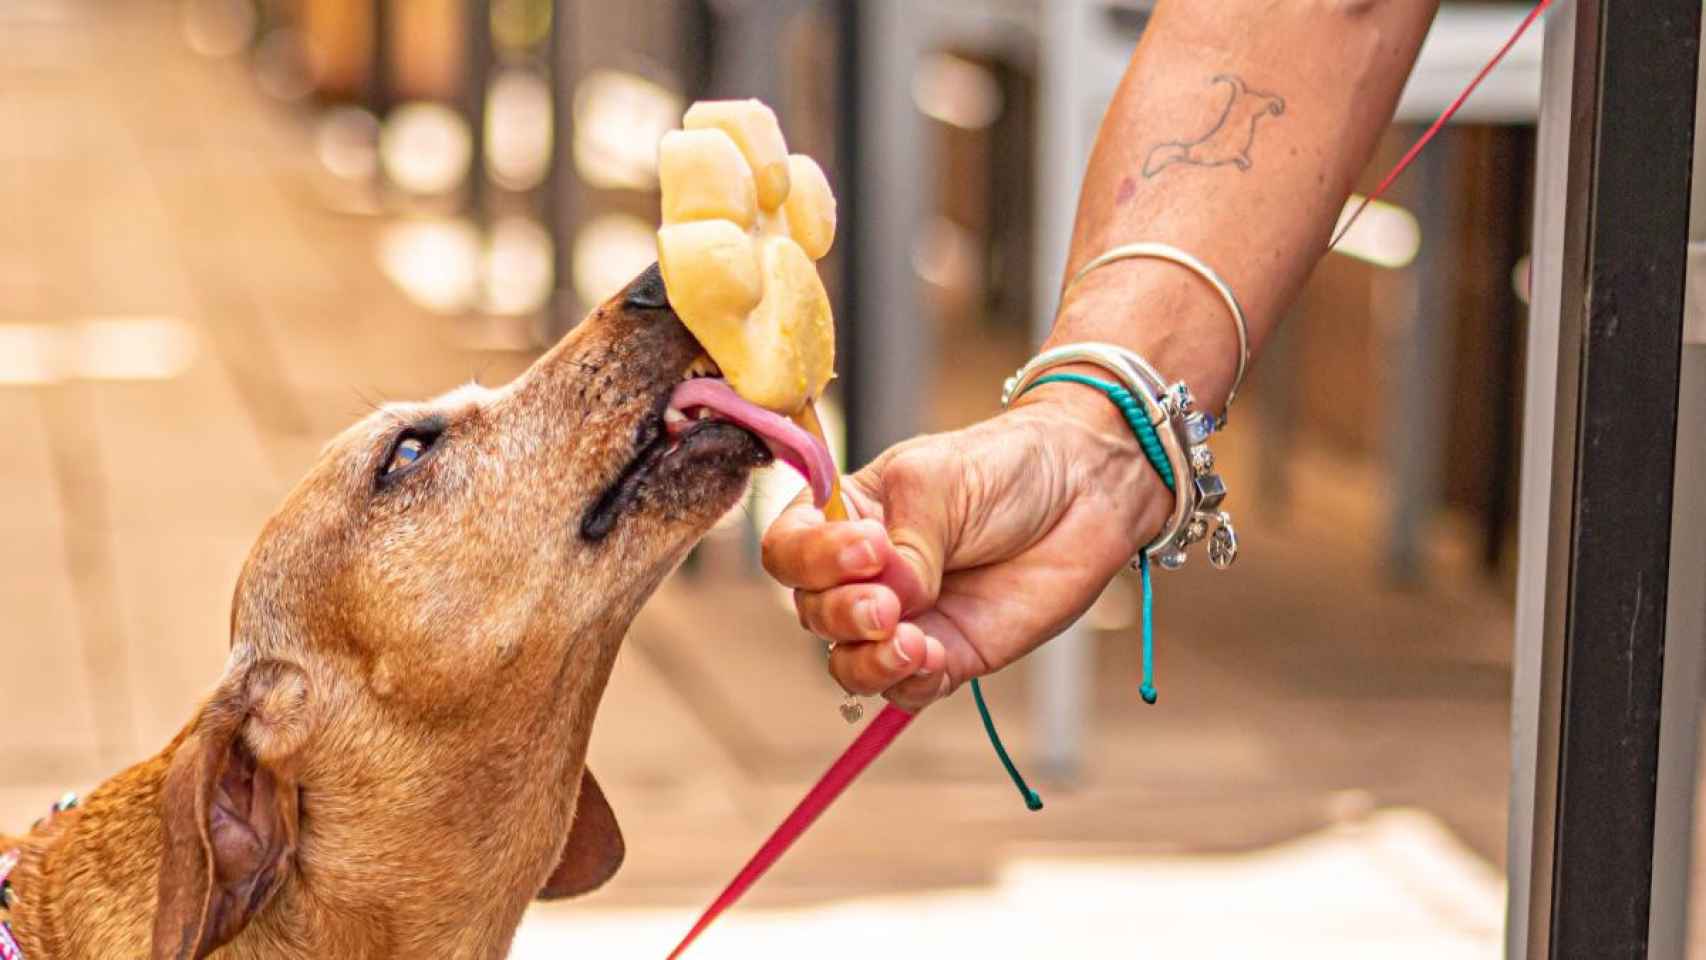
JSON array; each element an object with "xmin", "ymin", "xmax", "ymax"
[
  {"xmin": 1328, "ymin": 0, "xmax": 1553, "ymax": 251},
  {"xmin": 665, "ymin": 705, "xmax": 915, "ymax": 959},
  {"xmin": 665, "ymin": 3, "xmax": 1551, "ymax": 954}
]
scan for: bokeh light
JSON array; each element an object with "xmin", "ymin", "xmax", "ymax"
[
  {"xmin": 485, "ymin": 68, "xmax": 554, "ymax": 192},
  {"xmin": 912, "ymin": 52, "xmax": 1004, "ymax": 130},
  {"xmin": 481, "ymin": 215, "xmax": 555, "ymax": 316},
  {"xmin": 75, "ymin": 316, "xmax": 199, "ymax": 381},
  {"xmin": 179, "ymin": 0, "xmax": 256, "ymax": 58},
  {"xmin": 573, "ymin": 70, "xmax": 681, "ymax": 191},
  {"xmin": 571, "ymin": 213, "xmax": 657, "ymax": 309},
  {"xmin": 315, "ymin": 107, "xmax": 381, "ymax": 182},
  {"xmin": 252, "ymin": 27, "xmax": 316, "ymax": 102},
  {"xmin": 0, "ymin": 317, "xmax": 199, "ymax": 385},
  {"xmin": 1331, "ymin": 195, "xmax": 1423, "ymax": 269},
  {"xmin": 379, "ymin": 217, "xmax": 482, "ymax": 313},
  {"xmin": 491, "ymin": 0, "xmax": 551, "ymax": 52},
  {"xmin": 0, "ymin": 326, "xmax": 62, "ymax": 386},
  {"xmin": 381, "ymin": 101, "xmax": 473, "ymax": 196}
]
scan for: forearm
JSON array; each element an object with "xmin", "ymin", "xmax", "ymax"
[{"xmin": 1044, "ymin": 0, "xmax": 1439, "ymax": 414}]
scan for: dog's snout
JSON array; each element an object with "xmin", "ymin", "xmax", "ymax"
[{"xmin": 622, "ymin": 263, "xmax": 670, "ymax": 311}]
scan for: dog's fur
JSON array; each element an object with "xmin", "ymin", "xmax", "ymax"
[{"xmin": 0, "ymin": 267, "xmax": 768, "ymax": 958}]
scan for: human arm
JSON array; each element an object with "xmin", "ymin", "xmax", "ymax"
[{"xmin": 763, "ymin": 0, "xmax": 1442, "ymax": 710}]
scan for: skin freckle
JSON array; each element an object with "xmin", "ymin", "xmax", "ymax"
[{"xmin": 1114, "ymin": 175, "xmax": 1137, "ymax": 205}]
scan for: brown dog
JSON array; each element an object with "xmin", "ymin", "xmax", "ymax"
[{"xmin": 0, "ymin": 266, "xmax": 770, "ymax": 958}]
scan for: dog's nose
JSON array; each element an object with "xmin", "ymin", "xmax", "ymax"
[{"xmin": 622, "ymin": 263, "xmax": 670, "ymax": 311}]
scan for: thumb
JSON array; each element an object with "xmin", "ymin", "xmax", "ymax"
[{"xmin": 861, "ymin": 451, "xmax": 953, "ymax": 618}]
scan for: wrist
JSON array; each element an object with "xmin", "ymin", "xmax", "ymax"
[
  {"xmin": 1046, "ymin": 256, "xmax": 1246, "ymax": 417},
  {"xmin": 1003, "ymin": 366, "xmax": 1174, "ymax": 553},
  {"xmin": 1001, "ymin": 341, "xmax": 1237, "ymax": 570},
  {"xmin": 1005, "ymin": 362, "xmax": 1138, "ymax": 441}
]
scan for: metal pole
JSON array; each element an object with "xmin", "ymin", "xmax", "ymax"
[
  {"xmin": 1510, "ymin": 2, "xmax": 1700, "ymax": 956},
  {"xmin": 368, "ymin": 0, "xmax": 392, "ymax": 117},
  {"xmin": 1645, "ymin": 11, "xmax": 1706, "ymax": 949},
  {"xmin": 463, "ymin": 0, "xmax": 491, "ymax": 220},
  {"xmin": 1482, "ymin": 128, "xmax": 1532, "ymax": 573},
  {"xmin": 834, "ymin": 0, "xmax": 865, "ymax": 462},
  {"xmin": 850, "ymin": 0, "xmax": 927, "ymax": 463},
  {"xmin": 1649, "ymin": 312, "xmax": 1706, "ymax": 958},
  {"xmin": 544, "ymin": 0, "xmax": 576, "ymax": 336},
  {"xmin": 1385, "ymin": 132, "xmax": 1458, "ymax": 587},
  {"xmin": 1028, "ymin": 0, "xmax": 1153, "ymax": 780},
  {"xmin": 1505, "ymin": 5, "xmax": 1575, "ymax": 954}
]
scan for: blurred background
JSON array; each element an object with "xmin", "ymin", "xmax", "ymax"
[{"xmin": 0, "ymin": 0, "xmax": 1655, "ymax": 955}]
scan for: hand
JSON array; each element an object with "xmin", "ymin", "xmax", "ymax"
[{"xmin": 761, "ymin": 379, "xmax": 1173, "ymax": 711}]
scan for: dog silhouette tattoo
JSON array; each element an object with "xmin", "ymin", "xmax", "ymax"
[{"xmin": 1143, "ymin": 74, "xmax": 1286, "ymax": 178}]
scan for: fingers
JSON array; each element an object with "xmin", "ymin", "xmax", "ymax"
[
  {"xmin": 883, "ymin": 669, "xmax": 953, "ymax": 713},
  {"xmin": 795, "ymin": 583, "xmax": 898, "ymax": 642},
  {"xmin": 761, "ymin": 503, "xmax": 889, "ymax": 591},
  {"xmin": 828, "ymin": 623, "xmax": 946, "ymax": 697}
]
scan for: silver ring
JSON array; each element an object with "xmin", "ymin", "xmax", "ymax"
[{"xmin": 1059, "ymin": 241, "xmax": 1249, "ymax": 423}]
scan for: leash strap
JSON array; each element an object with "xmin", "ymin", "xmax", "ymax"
[
  {"xmin": 664, "ymin": 705, "xmax": 915, "ymax": 959},
  {"xmin": 666, "ymin": 5, "xmax": 1553, "ymax": 953},
  {"xmin": 1328, "ymin": 0, "xmax": 1554, "ymax": 250}
]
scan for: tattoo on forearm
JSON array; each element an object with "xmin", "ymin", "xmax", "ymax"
[{"xmin": 1142, "ymin": 74, "xmax": 1286, "ymax": 178}]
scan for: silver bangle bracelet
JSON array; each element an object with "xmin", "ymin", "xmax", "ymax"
[
  {"xmin": 1002, "ymin": 342, "xmax": 1237, "ymax": 571},
  {"xmin": 1060, "ymin": 241, "xmax": 1250, "ymax": 426}
]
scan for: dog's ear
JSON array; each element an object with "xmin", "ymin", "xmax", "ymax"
[
  {"xmin": 537, "ymin": 767, "xmax": 625, "ymax": 900},
  {"xmin": 153, "ymin": 662, "xmax": 307, "ymax": 960}
]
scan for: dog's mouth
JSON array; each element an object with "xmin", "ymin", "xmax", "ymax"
[
  {"xmin": 662, "ymin": 363, "xmax": 837, "ymax": 503},
  {"xmin": 580, "ymin": 354, "xmax": 834, "ymax": 541}
]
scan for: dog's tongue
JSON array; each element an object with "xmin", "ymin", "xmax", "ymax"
[{"xmin": 669, "ymin": 377, "xmax": 836, "ymax": 507}]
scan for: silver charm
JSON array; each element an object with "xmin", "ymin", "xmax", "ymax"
[
  {"xmin": 839, "ymin": 696, "xmax": 865, "ymax": 724},
  {"xmin": 1190, "ymin": 445, "xmax": 1215, "ymax": 474},
  {"xmin": 1208, "ymin": 512, "xmax": 1238, "ymax": 568},
  {"xmin": 826, "ymin": 639, "xmax": 863, "ymax": 723},
  {"xmin": 1164, "ymin": 381, "xmax": 1195, "ymax": 417},
  {"xmin": 1183, "ymin": 514, "xmax": 1209, "ymax": 545}
]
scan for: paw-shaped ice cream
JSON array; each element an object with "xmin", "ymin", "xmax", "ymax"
[{"xmin": 656, "ymin": 100, "xmax": 837, "ymax": 415}]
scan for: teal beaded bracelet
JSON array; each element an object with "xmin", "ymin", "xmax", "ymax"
[{"xmin": 973, "ymin": 372, "xmax": 1176, "ymax": 811}]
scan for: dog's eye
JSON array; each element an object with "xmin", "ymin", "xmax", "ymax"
[
  {"xmin": 390, "ymin": 437, "xmax": 426, "ymax": 470},
  {"xmin": 380, "ymin": 424, "xmax": 443, "ymax": 482}
]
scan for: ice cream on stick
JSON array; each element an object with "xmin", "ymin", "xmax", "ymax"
[
  {"xmin": 792, "ymin": 402, "xmax": 848, "ymax": 522},
  {"xmin": 656, "ymin": 98, "xmax": 847, "ymax": 518}
]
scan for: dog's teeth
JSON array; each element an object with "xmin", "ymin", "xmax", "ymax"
[
  {"xmin": 694, "ymin": 408, "xmax": 714, "ymax": 420},
  {"xmin": 664, "ymin": 407, "xmax": 688, "ymax": 425},
  {"xmin": 682, "ymin": 355, "xmax": 722, "ymax": 380}
]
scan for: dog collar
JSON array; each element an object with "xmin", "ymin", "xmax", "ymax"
[
  {"xmin": 0, "ymin": 792, "xmax": 77, "ymax": 960},
  {"xmin": 0, "ymin": 849, "xmax": 21, "ymax": 960}
]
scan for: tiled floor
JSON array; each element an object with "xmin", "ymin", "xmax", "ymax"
[{"xmin": 0, "ymin": 2, "xmax": 1561, "ymax": 957}]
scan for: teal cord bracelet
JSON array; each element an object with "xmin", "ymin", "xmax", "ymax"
[
  {"xmin": 971, "ymin": 679, "xmax": 1044, "ymax": 811},
  {"xmin": 973, "ymin": 372, "xmax": 1175, "ymax": 809}
]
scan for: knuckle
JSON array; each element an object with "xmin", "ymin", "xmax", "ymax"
[
  {"xmin": 820, "ymin": 523, "xmax": 858, "ymax": 561},
  {"xmin": 760, "ymin": 531, "xmax": 789, "ymax": 574},
  {"xmin": 826, "ymin": 587, "xmax": 855, "ymax": 623},
  {"xmin": 829, "ymin": 657, "xmax": 871, "ymax": 695},
  {"xmin": 885, "ymin": 449, "xmax": 933, "ymax": 489}
]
